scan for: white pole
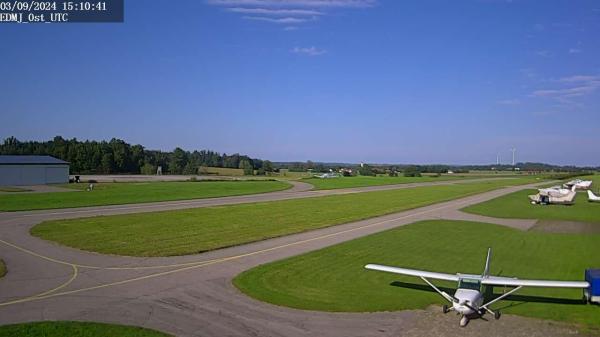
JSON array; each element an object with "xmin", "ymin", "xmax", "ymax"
[{"xmin": 511, "ymin": 148, "xmax": 516, "ymax": 166}]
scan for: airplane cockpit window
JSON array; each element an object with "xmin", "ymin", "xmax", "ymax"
[{"xmin": 458, "ymin": 278, "xmax": 481, "ymax": 291}]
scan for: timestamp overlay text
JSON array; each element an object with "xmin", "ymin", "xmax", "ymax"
[{"xmin": 0, "ymin": 0, "xmax": 123, "ymax": 23}]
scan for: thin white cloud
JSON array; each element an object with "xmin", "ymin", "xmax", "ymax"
[
  {"xmin": 535, "ymin": 50, "xmax": 551, "ymax": 57},
  {"xmin": 207, "ymin": 0, "xmax": 376, "ymax": 8},
  {"xmin": 557, "ymin": 75, "xmax": 600, "ymax": 83},
  {"xmin": 228, "ymin": 7, "xmax": 324, "ymax": 15},
  {"xmin": 497, "ymin": 99, "xmax": 520, "ymax": 105},
  {"xmin": 291, "ymin": 46, "xmax": 327, "ymax": 56},
  {"xmin": 531, "ymin": 75, "xmax": 600, "ymax": 102},
  {"xmin": 207, "ymin": 0, "xmax": 375, "ymax": 29},
  {"xmin": 532, "ymin": 86, "xmax": 596, "ymax": 98},
  {"xmin": 568, "ymin": 48, "xmax": 582, "ymax": 54},
  {"xmin": 243, "ymin": 16, "xmax": 310, "ymax": 23}
]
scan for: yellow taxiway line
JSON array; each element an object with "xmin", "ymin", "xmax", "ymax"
[{"xmin": 0, "ymin": 200, "xmax": 469, "ymax": 307}]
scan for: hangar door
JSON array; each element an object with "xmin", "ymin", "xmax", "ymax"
[
  {"xmin": 45, "ymin": 166, "xmax": 69, "ymax": 184},
  {"xmin": 20, "ymin": 166, "xmax": 47, "ymax": 185}
]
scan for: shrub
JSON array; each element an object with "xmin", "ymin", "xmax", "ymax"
[
  {"xmin": 403, "ymin": 166, "xmax": 422, "ymax": 177},
  {"xmin": 358, "ymin": 164, "xmax": 375, "ymax": 176},
  {"xmin": 140, "ymin": 163, "xmax": 156, "ymax": 175}
]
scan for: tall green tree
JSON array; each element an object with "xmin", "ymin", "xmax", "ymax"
[
  {"xmin": 168, "ymin": 147, "xmax": 187, "ymax": 174},
  {"xmin": 239, "ymin": 159, "xmax": 254, "ymax": 176}
]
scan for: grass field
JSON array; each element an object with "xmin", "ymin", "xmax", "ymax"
[
  {"xmin": 303, "ymin": 174, "xmax": 539, "ymax": 190},
  {"xmin": 0, "ymin": 186, "xmax": 29, "ymax": 192},
  {"xmin": 0, "ymin": 321, "xmax": 172, "ymax": 337},
  {"xmin": 0, "ymin": 180, "xmax": 290, "ymax": 212},
  {"xmin": 463, "ymin": 175, "xmax": 600, "ymax": 224},
  {"xmin": 31, "ymin": 179, "xmax": 530, "ymax": 257},
  {"xmin": 234, "ymin": 220, "xmax": 600, "ymax": 328},
  {"xmin": 0, "ymin": 259, "xmax": 5, "ymax": 278}
]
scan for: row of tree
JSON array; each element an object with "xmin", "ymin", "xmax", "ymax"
[
  {"xmin": 3, "ymin": 136, "xmax": 594, "ymax": 175},
  {"xmin": 0, "ymin": 136, "xmax": 273, "ymax": 175}
]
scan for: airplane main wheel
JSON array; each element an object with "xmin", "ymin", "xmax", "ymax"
[
  {"xmin": 494, "ymin": 311, "xmax": 501, "ymax": 320},
  {"xmin": 442, "ymin": 304, "xmax": 449, "ymax": 314},
  {"xmin": 460, "ymin": 316, "xmax": 469, "ymax": 327}
]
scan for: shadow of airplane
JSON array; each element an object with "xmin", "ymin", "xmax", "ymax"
[{"xmin": 390, "ymin": 281, "xmax": 587, "ymax": 307}]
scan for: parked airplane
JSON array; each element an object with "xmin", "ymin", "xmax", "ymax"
[
  {"xmin": 315, "ymin": 172, "xmax": 339, "ymax": 179},
  {"xmin": 365, "ymin": 248, "xmax": 589, "ymax": 327},
  {"xmin": 588, "ymin": 190, "xmax": 600, "ymax": 202},
  {"xmin": 563, "ymin": 179, "xmax": 593, "ymax": 190},
  {"xmin": 529, "ymin": 185, "xmax": 577, "ymax": 205}
]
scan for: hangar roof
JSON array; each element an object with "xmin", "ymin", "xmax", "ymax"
[{"xmin": 0, "ymin": 155, "xmax": 69, "ymax": 165}]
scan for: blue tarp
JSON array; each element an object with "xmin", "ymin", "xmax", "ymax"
[{"xmin": 585, "ymin": 269, "xmax": 600, "ymax": 296}]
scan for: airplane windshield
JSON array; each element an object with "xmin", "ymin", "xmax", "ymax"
[{"xmin": 458, "ymin": 278, "xmax": 481, "ymax": 291}]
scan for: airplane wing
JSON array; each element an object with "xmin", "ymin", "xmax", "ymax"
[
  {"xmin": 365, "ymin": 264, "xmax": 459, "ymax": 282},
  {"xmin": 482, "ymin": 276, "xmax": 589, "ymax": 288}
]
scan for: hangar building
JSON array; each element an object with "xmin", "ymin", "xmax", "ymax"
[{"xmin": 0, "ymin": 155, "xmax": 69, "ymax": 186}]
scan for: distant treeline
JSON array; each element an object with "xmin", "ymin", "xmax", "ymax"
[
  {"xmin": 274, "ymin": 161, "xmax": 597, "ymax": 174},
  {"xmin": 275, "ymin": 162, "xmax": 468, "ymax": 175},
  {"xmin": 0, "ymin": 136, "xmax": 273, "ymax": 175},
  {"xmin": 454, "ymin": 162, "xmax": 598, "ymax": 172},
  {"xmin": 2, "ymin": 136, "xmax": 595, "ymax": 176}
]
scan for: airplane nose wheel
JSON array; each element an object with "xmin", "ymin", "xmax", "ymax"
[{"xmin": 442, "ymin": 304, "xmax": 449, "ymax": 314}]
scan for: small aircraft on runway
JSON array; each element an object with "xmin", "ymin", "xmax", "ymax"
[
  {"xmin": 315, "ymin": 172, "xmax": 339, "ymax": 179},
  {"xmin": 365, "ymin": 248, "xmax": 589, "ymax": 327}
]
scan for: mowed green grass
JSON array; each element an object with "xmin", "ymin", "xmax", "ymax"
[
  {"xmin": 0, "ymin": 321, "xmax": 172, "ymax": 337},
  {"xmin": 463, "ymin": 175, "xmax": 600, "ymax": 224},
  {"xmin": 234, "ymin": 220, "xmax": 600, "ymax": 327},
  {"xmin": 304, "ymin": 174, "xmax": 539, "ymax": 190},
  {"xmin": 0, "ymin": 180, "xmax": 290, "ymax": 211},
  {"xmin": 32, "ymin": 179, "xmax": 527, "ymax": 257},
  {"xmin": 0, "ymin": 186, "xmax": 29, "ymax": 192}
]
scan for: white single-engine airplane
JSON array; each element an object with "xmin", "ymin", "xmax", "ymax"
[
  {"xmin": 365, "ymin": 248, "xmax": 589, "ymax": 327},
  {"xmin": 315, "ymin": 172, "xmax": 339, "ymax": 179}
]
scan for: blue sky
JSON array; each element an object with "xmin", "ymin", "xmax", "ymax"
[{"xmin": 1, "ymin": 0, "xmax": 599, "ymax": 165}]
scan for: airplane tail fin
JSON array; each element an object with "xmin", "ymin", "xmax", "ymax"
[{"xmin": 483, "ymin": 247, "xmax": 492, "ymax": 278}]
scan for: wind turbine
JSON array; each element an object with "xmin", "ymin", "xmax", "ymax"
[{"xmin": 510, "ymin": 148, "xmax": 516, "ymax": 166}]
